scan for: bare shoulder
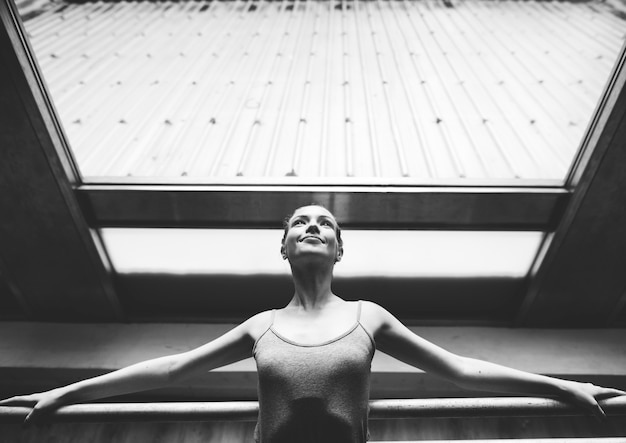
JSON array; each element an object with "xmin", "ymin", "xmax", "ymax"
[
  {"xmin": 360, "ymin": 300, "xmax": 394, "ymax": 318},
  {"xmin": 241, "ymin": 310, "xmax": 274, "ymax": 342},
  {"xmin": 358, "ymin": 300, "xmax": 397, "ymax": 337}
]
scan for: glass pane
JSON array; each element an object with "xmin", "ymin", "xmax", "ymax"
[
  {"xmin": 102, "ymin": 228, "xmax": 544, "ymax": 277},
  {"xmin": 15, "ymin": 0, "xmax": 626, "ymax": 182}
]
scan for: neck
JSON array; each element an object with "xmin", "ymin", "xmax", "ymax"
[{"xmin": 288, "ymin": 262, "xmax": 336, "ymax": 309}]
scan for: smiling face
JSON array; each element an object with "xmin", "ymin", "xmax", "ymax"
[{"xmin": 281, "ymin": 205, "xmax": 343, "ymax": 265}]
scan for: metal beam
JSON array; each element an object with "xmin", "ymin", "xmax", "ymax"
[
  {"xmin": 1, "ymin": 397, "xmax": 625, "ymax": 423},
  {"xmin": 0, "ymin": 0, "xmax": 122, "ymax": 321},
  {"xmin": 116, "ymin": 274, "xmax": 525, "ymax": 324},
  {"xmin": 77, "ymin": 185, "xmax": 569, "ymax": 230},
  {"xmin": 517, "ymin": 42, "xmax": 626, "ymax": 326}
]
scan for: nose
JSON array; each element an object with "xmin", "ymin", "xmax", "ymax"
[{"xmin": 305, "ymin": 222, "xmax": 320, "ymax": 234}]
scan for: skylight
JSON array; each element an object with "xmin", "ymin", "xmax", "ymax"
[
  {"xmin": 16, "ymin": 0, "xmax": 626, "ymax": 182},
  {"xmin": 102, "ymin": 228, "xmax": 544, "ymax": 278}
]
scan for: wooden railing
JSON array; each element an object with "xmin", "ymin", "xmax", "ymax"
[{"xmin": 1, "ymin": 396, "xmax": 625, "ymax": 423}]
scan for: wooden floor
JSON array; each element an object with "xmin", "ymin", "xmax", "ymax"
[{"xmin": 1, "ymin": 416, "xmax": 625, "ymax": 442}]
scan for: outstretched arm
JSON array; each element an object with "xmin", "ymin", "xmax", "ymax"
[
  {"xmin": 366, "ymin": 302, "xmax": 625, "ymax": 418},
  {"xmin": 0, "ymin": 313, "xmax": 267, "ymax": 423}
]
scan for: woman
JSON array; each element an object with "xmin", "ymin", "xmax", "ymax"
[{"xmin": 1, "ymin": 204, "xmax": 624, "ymax": 442}]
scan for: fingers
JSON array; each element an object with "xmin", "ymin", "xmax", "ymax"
[
  {"xmin": 23, "ymin": 407, "xmax": 43, "ymax": 426},
  {"xmin": 23, "ymin": 403, "xmax": 57, "ymax": 426},
  {"xmin": 0, "ymin": 394, "xmax": 58, "ymax": 425},
  {"xmin": 0, "ymin": 396, "xmax": 16, "ymax": 406},
  {"xmin": 598, "ymin": 388, "xmax": 626, "ymax": 399},
  {"xmin": 578, "ymin": 382, "xmax": 626, "ymax": 401},
  {"xmin": 575, "ymin": 394, "xmax": 605, "ymax": 421},
  {"xmin": 560, "ymin": 384, "xmax": 608, "ymax": 421},
  {"xmin": 0, "ymin": 396, "xmax": 40, "ymax": 426},
  {"xmin": 0, "ymin": 395, "xmax": 35, "ymax": 407}
]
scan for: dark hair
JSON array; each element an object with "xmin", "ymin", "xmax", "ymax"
[{"xmin": 281, "ymin": 204, "xmax": 343, "ymax": 248}]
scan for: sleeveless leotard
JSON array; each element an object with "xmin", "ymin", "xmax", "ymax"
[{"xmin": 253, "ymin": 301, "xmax": 375, "ymax": 443}]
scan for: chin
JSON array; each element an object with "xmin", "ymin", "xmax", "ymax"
[{"xmin": 291, "ymin": 252, "xmax": 335, "ymax": 265}]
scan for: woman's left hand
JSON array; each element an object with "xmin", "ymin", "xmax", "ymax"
[{"xmin": 559, "ymin": 381, "xmax": 626, "ymax": 419}]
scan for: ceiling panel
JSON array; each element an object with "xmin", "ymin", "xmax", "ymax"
[{"xmin": 16, "ymin": 0, "xmax": 626, "ymax": 181}]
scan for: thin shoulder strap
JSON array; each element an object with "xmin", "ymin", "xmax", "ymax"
[
  {"xmin": 253, "ymin": 309, "xmax": 277, "ymax": 354},
  {"xmin": 356, "ymin": 300, "xmax": 362, "ymax": 322},
  {"xmin": 269, "ymin": 309, "xmax": 277, "ymax": 327}
]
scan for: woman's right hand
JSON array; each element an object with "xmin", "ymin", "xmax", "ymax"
[{"xmin": 0, "ymin": 389, "xmax": 68, "ymax": 424}]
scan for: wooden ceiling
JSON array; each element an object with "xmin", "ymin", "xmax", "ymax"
[{"xmin": 1, "ymin": 0, "xmax": 626, "ymax": 326}]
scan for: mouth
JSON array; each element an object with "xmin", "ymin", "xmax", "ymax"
[{"xmin": 299, "ymin": 236, "xmax": 325, "ymax": 243}]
